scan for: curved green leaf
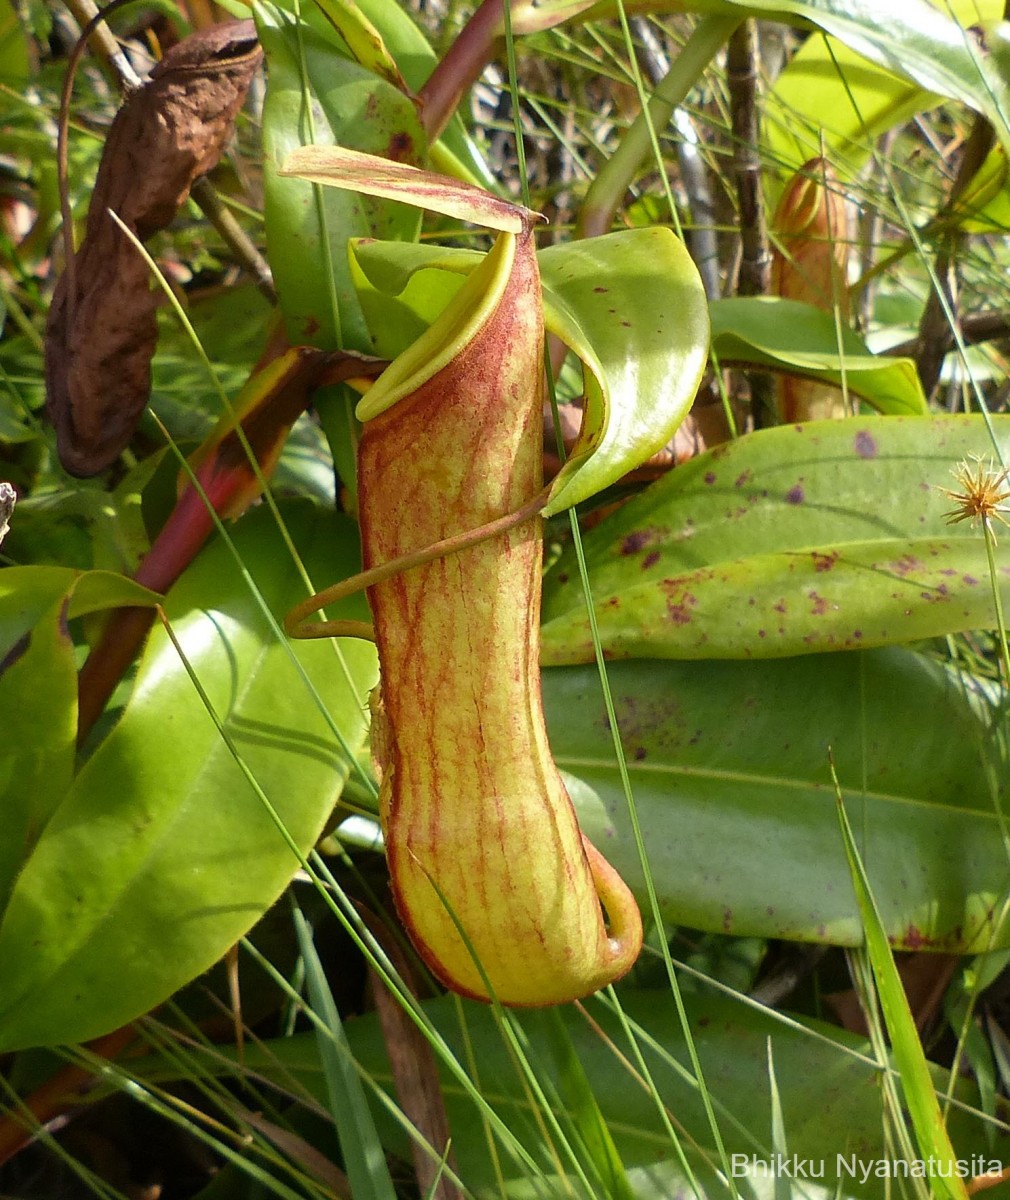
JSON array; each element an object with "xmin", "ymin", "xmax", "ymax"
[
  {"xmin": 0, "ymin": 566, "xmax": 160, "ymax": 653},
  {"xmin": 568, "ymin": 0, "xmax": 1010, "ymax": 176},
  {"xmin": 542, "ymin": 415, "xmax": 1004, "ymax": 662},
  {"xmin": 764, "ymin": 35, "xmax": 930, "ymax": 191},
  {"xmin": 313, "ymin": 0, "xmax": 408, "ymax": 90},
  {"xmin": 538, "ymin": 229, "xmax": 709, "ymax": 515},
  {"xmin": 546, "ymin": 651, "xmax": 1006, "ymax": 952},
  {"xmin": 0, "ymin": 505, "xmax": 377, "ymax": 1051},
  {"xmin": 258, "ymin": 1, "xmax": 424, "ymax": 351},
  {"xmin": 711, "ymin": 297, "xmax": 926, "ymax": 416},
  {"xmin": 747, "ymin": 0, "xmax": 1010, "ymax": 123},
  {"xmin": 0, "ymin": 567, "xmax": 162, "ymax": 956},
  {"xmin": 546, "ymin": 534, "xmax": 1010, "ymax": 661},
  {"xmin": 566, "ymin": 0, "xmax": 999, "ymax": 101}
]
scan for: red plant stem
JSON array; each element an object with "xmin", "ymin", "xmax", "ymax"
[
  {"xmin": 76, "ymin": 349, "xmax": 384, "ymax": 745},
  {"xmin": 76, "ymin": 485, "xmax": 224, "ymax": 743},
  {"xmin": 417, "ymin": 0, "xmax": 505, "ymax": 142}
]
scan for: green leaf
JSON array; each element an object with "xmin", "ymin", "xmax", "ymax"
[
  {"xmin": 0, "ymin": 566, "xmax": 159, "ymax": 652},
  {"xmin": 762, "ymin": 0, "xmax": 1004, "ymax": 192},
  {"xmin": 710, "ymin": 297, "xmax": 926, "ymax": 416},
  {"xmin": 539, "ymin": 230, "xmax": 710, "ymax": 515},
  {"xmin": 0, "ymin": 566, "xmax": 160, "ymax": 930},
  {"xmin": 836, "ymin": 799, "xmax": 968, "ymax": 1199},
  {"xmin": 541, "ymin": 415, "xmax": 1003, "ymax": 662},
  {"xmin": 544, "ymin": 650, "xmax": 1005, "ymax": 951},
  {"xmin": 565, "ymin": 0, "xmax": 1005, "ymax": 112},
  {"xmin": 312, "ymin": 0, "xmax": 408, "ymax": 89},
  {"xmin": 727, "ymin": 0, "xmax": 1010, "ymax": 139},
  {"xmin": 0, "ymin": 505, "xmax": 377, "ymax": 1051},
  {"xmin": 346, "ymin": 0, "xmax": 498, "ymax": 190},
  {"xmin": 549, "ymin": 533, "xmax": 1010, "ymax": 661},
  {"xmin": 0, "ymin": 596, "xmax": 76, "ymax": 911},
  {"xmin": 257, "ymin": 1, "xmax": 424, "ymax": 351},
  {"xmin": 0, "ymin": 0, "xmax": 29, "ymax": 84}
]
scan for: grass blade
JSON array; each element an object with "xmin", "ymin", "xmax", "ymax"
[
  {"xmin": 834, "ymin": 764, "xmax": 969, "ymax": 1199},
  {"xmin": 293, "ymin": 904, "xmax": 398, "ymax": 1200}
]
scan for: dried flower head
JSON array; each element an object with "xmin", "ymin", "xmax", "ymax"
[{"xmin": 939, "ymin": 454, "xmax": 1010, "ymax": 542}]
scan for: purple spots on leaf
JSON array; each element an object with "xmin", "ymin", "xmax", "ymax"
[
  {"xmin": 704, "ymin": 471, "xmax": 717, "ymax": 485},
  {"xmin": 892, "ymin": 554, "xmax": 924, "ymax": 577},
  {"xmin": 660, "ymin": 580, "xmax": 697, "ymax": 625},
  {"xmin": 853, "ymin": 429, "xmax": 877, "ymax": 459},
  {"xmin": 812, "ymin": 550, "xmax": 839, "ymax": 573},
  {"xmin": 807, "ymin": 590, "xmax": 834, "ymax": 616},
  {"xmin": 901, "ymin": 924, "xmax": 931, "ymax": 950},
  {"xmin": 643, "ymin": 550, "xmax": 660, "ymax": 569},
  {"xmin": 620, "ymin": 530, "xmax": 652, "ymax": 555},
  {"xmin": 785, "ymin": 484, "xmax": 804, "ymax": 504},
  {"xmin": 386, "ymin": 130, "xmax": 417, "ymax": 161}
]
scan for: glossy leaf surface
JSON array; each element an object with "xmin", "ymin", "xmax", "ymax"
[
  {"xmin": 0, "ymin": 568, "xmax": 161, "ymax": 969},
  {"xmin": 539, "ymin": 230, "xmax": 709, "ymax": 514},
  {"xmin": 0, "ymin": 596, "xmax": 76, "ymax": 909},
  {"xmin": 762, "ymin": 0, "xmax": 1002, "ymax": 190},
  {"xmin": 542, "ymin": 415, "xmax": 1007, "ymax": 662},
  {"xmin": 258, "ymin": 1, "xmax": 424, "ymax": 351},
  {"xmin": 0, "ymin": 566, "xmax": 158, "ymax": 648},
  {"xmin": 348, "ymin": 0, "xmax": 497, "ymax": 188},
  {"xmin": 711, "ymin": 297, "xmax": 926, "ymax": 416},
  {"xmin": 545, "ymin": 651, "xmax": 1005, "ymax": 951},
  {"xmin": 598, "ymin": 0, "xmax": 1010, "ymax": 147},
  {"xmin": 0, "ymin": 505, "xmax": 377, "ymax": 1051}
]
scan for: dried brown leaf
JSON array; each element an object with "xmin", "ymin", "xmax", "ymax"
[{"xmin": 45, "ymin": 20, "xmax": 262, "ymax": 476}]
